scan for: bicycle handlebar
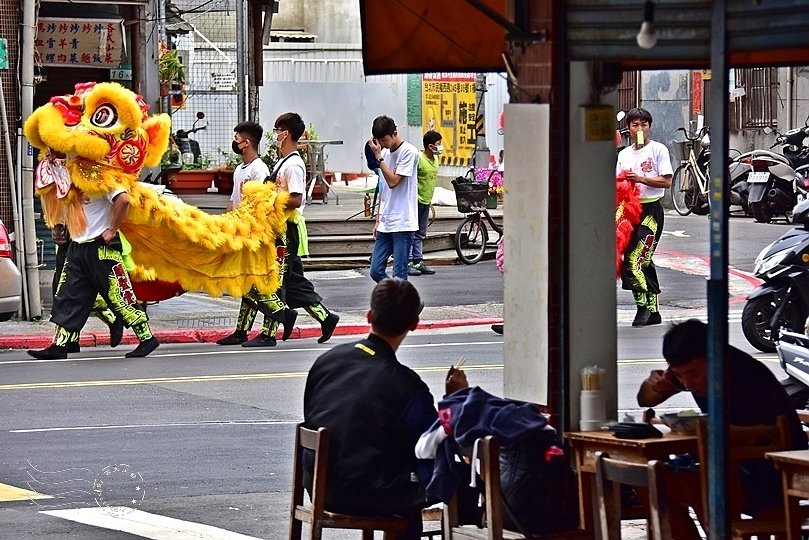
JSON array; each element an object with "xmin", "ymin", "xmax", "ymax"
[{"xmin": 676, "ymin": 126, "xmax": 710, "ymax": 142}]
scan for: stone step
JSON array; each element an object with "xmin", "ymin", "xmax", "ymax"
[
  {"xmin": 301, "ymin": 248, "xmax": 495, "ymax": 271},
  {"xmin": 304, "ymin": 215, "xmax": 493, "ymax": 236}
]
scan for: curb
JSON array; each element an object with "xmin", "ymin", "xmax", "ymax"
[{"xmin": 0, "ymin": 318, "xmax": 504, "ymax": 351}]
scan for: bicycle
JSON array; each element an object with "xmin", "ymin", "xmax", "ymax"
[
  {"xmin": 451, "ymin": 172, "xmax": 503, "ymax": 264},
  {"xmin": 670, "ymin": 126, "xmax": 711, "ymax": 216}
]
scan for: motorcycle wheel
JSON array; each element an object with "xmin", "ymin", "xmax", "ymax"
[
  {"xmin": 750, "ymin": 201, "xmax": 774, "ymax": 224},
  {"xmin": 670, "ymin": 166, "xmax": 693, "ymax": 216},
  {"xmin": 741, "ymin": 294, "xmax": 804, "ymax": 353}
]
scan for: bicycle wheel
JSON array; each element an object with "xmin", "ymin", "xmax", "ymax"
[
  {"xmin": 670, "ymin": 165, "xmax": 692, "ymax": 216},
  {"xmin": 455, "ymin": 215, "xmax": 488, "ymax": 264}
]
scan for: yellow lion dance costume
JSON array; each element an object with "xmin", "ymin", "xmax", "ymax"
[{"xmin": 24, "ymin": 81, "xmax": 289, "ymax": 298}]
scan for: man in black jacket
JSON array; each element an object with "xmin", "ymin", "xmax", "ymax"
[
  {"xmin": 303, "ymin": 278, "xmax": 463, "ymax": 538},
  {"xmin": 638, "ymin": 319, "xmax": 807, "ymax": 517}
]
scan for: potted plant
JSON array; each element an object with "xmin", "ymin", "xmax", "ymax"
[
  {"xmin": 167, "ymin": 154, "xmax": 218, "ymax": 194},
  {"xmin": 474, "ymin": 167, "xmax": 503, "ymax": 208},
  {"xmin": 158, "ymin": 42, "xmax": 185, "ymax": 97},
  {"xmin": 216, "ymin": 149, "xmax": 242, "ymax": 195}
]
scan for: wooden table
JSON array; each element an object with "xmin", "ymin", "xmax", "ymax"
[
  {"xmin": 566, "ymin": 430, "xmax": 699, "ymax": 539},
  {"xmin": 767, "ymin": 449, "xmax": 809, "ymax": 540}
]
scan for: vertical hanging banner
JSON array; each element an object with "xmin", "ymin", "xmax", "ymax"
[
  {"xmin": 34, "ymin": 18, "xmax": 124, "ymax": 68},
  {"xmin": 422, "ymin": 73, "xmax": 477, "ymax": 167}
]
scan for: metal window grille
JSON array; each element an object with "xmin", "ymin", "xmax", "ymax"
[
  {"xmin": 0, "ymin": 0, "xmax": 19, "ymax": 234},
  {"xmin": 734, "ymin": 67, "xmax": 777, "ymax": 129},
  {"xmin": 617, "ymin": 70, "xmax": 640, "ymax": 113}
]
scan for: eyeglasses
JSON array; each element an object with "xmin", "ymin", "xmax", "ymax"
[{"xmin": 272, "ymin": 128, "xmax": 287, "ymax": 133}]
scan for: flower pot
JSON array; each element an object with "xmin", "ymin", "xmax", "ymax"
[
  {"xmin": 486, "ymin": 193, "xmax": 499, "ymax": 209},
  {"xmin": 216, "ymin": 170, "xmax": 234, "ymax": 195},
  {"xmin": 167, "ymin": 170, "xmax": 217, "ymax": 194}
]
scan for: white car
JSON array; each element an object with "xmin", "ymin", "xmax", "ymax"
[{"xmin": 0, "ymin": 217, "xmax": 21, "ymax": 321}]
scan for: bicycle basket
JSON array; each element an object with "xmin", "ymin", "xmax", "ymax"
[
  {"xmin": 671, "ymin": 140, "xmax": 692, "ymax": 163},
  {"xmin": 452, "ymin": 177, "xmax": 489, "ymax": 213}
]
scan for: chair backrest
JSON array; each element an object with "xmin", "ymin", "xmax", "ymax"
[
  {"xmin": 593, "ymin": 451, "xmax": 672, "ymax": 540},
  {"xmin": 291, "ymin": 423, "xmax": 329, "ymax": 521},
  {"xmin": 695, "ymin": 415, "xmax": 790, "ymax": 520}
]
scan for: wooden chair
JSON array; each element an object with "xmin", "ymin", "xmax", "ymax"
[
  {"xmin": 696, "ymin": 415, "xmax": 790, "ymax": 540},
  {"xmin": 443, "ymin": 436, "xmax": 587, "ymax": 540},
  {"xmin": 289, "ymin": 423, "xmax": 409, "ymax": 539},
  {"xmin": 593, "ymin": 451, "xmax": 673, "ymax": 539}
]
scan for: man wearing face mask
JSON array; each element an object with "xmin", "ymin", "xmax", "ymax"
[
  {"xmin": 218, "ymin": 121, "xmax": 299, "ymax": 346},
  {"xmin": 408, "ymin": 131, "xmax": 442, "ymax": 276},
  {"xmin": 368, "ymin": 116, "xmax": 419, "ymax": 282}
]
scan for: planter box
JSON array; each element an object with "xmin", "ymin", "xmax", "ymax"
[
  {"xmin": 167, "ymin": 170, "xmax": 217, "ymax": 194},
  {"xmin": 216, "ymin": 170, "xmax": 234, "ymax": 195}
]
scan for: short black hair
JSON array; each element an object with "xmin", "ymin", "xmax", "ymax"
[
  {"xmin": 234, "ymin": 121, "xmax": 263, "ymax": 150},
  {"xmin": 274, "ymin": 112, "xmax": 306, "ymax": 142},
  {"xmin": 372, "ymin": 116, "xmax": 397, "ymax": 139},
  {"xmin": 625, "ymin": 107, "xmax": 653, "ymax": 126},
  {"xmin": 423, "ymin": 130, "xmax": 442, "ymax": 148},
  {"xmin": 370, "ymin": 278, "xmax": 423, "ymax": 336},
  {"xmin": 662, "ymin": 319, "xmax": 707, "ymax": 366}
]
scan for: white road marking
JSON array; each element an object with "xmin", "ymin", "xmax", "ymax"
[
  {"xmin": 661, "ymin": 230, "xmax": 690, "ymax": 238},
  {"xmin": 0, "ymin": 340, "xmax": 503, "ymax": 366},
  {"xmin": 40, "ymin": 507, "xmax": 262, "ymax": 539},
  {"xmin": 306, "ymin": 269, "xmax": 364, "ymax": 280},
  {"xmin": 11, "ymin": 419, "xmax": 298, "ymax": 434}
]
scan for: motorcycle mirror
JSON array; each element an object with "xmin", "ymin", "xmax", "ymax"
[
  {"xmin": 763, "ymin": 126, "xmax": 774, "ymax": 135},
  {"xmin": 196, "ymin": 111, "xmax": 205, "ymax": 120},
  {"xmin": 616, "ymin": 111, "xmax": 626, "ymax": 123}
]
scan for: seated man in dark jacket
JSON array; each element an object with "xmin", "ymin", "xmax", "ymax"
[
  {"xmin": 303, "ymin": 278, "xmax": 464, "ymax": 539},
  {"xmin": 638, "ymin": 319, "xmax": 807, "ymax": 516}
]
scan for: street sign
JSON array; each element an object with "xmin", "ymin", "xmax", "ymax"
[
  {"xmin": 0, "ymin": 38, "xmax": 8, "ymax": 70},
  {"xmin": 109, "ymin": 68, "xmax": 132, "ymax": 81}
]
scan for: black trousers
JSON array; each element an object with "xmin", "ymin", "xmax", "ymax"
[
  {"xmin": 281, "ymin": 220, "xmax": 321, "ymax": 308},
  {"xmin": 51, "ymin": 237, "xmax": 147, "ymax": 332}
]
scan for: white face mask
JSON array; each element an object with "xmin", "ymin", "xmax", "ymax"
[
  {"xmin": 434, "ymin": 144, "xmax": 444, "ymax": 155},
  {"xmin": 271, "ymin": 131, "xmax": 279, "ymax": 143}
]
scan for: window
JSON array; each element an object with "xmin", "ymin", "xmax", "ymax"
[
  {"xmin": 733, "ymin": 67, "xmax": 777, "ymax": 129},
  {"xmin": 617, "ymin": 71, "xmax": 640, "ymax": 113}
]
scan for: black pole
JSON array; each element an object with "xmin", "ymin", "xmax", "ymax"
[{"xmin": 707, "ymin": 0, "xmax": 729, "ymax": 537}]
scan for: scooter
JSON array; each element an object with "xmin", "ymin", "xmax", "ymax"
[
  {"xmin": 175, "ymin": 111, "xmax": 207, "ymax": 166},
  {"xmin": 742, "ymin": 198, "xmax": 809, "ymax": 352},
  {"xmin": 776, "ymin": 327, "xmax": 809, "ymax": 409},
  {"xmin": 739, "ymin": 121, "xmax": 809, "ymax": 223}
]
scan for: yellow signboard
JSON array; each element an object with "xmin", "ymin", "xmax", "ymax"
[
  {"xmin": 422, "ymin": 73, "xmax": 477, "ymax": 167},
  {"xmin": 35, "ymin": 18, "xmax": 124, "ymax": 68}
]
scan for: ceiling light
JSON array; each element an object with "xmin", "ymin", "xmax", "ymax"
[{"xmin": 636, "ymin": 0, "xmax": 658, "ymax": 49}]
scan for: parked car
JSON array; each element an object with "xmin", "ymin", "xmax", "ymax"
[{"xmin": 0, "ymin": 217, "xmax": 21, "ymax": 321}]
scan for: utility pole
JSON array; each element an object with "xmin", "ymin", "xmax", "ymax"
[
  {"xmin": 20, "ymin": 0, "xmax": 42, "ymax": 319},
  {"xmin": 235, "ymin": 0, "xmax": 247, "ymax": 123}
]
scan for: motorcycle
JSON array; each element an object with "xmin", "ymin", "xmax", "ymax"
[
  {"xmin": 742, "ymin": 198, "xmax": 809, "ymax": 352},
  {"xmin": 739, "ymin": 121, "xmax": 809, "ymax": 223},
  {"xmin": 175, "ymin": 111, "xmax": 207, "ymax": 166},
  {"xmin": 776, "ymin": 327, "xmax": 809, "ymax": 409}
]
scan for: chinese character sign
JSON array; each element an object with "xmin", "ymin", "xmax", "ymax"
[
  {"xmin": 34, "ymin": 18, "xmax": 124, "ymax": 68},
  {"xmin": 422, "ymin": 73, "xmax": 477, "ymax": 166}
]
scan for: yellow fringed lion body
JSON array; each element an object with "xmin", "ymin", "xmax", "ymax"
[{"xmin": 23, "ymin": 81, "xmax": 289, "ymax": 297}]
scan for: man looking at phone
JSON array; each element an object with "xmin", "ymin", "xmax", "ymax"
[
  {"xmin": 368, "ymin": 116, "xmax": 419, "ymax": 282},
  {"xmin": 304, "ymin": 278, "xmax": 465, "ymax": 538}
]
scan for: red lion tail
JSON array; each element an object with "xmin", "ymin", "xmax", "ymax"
[{"xmin": 615, "ymin": 171, "xmax": 642, "ymax": 277}]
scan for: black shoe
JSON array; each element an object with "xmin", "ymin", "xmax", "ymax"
[
  {"xmin": 491, "ymin": 324, "xmax": 504, "ymax": 335},
  {"xmin": 125, "ymin": 337, "xmax": 160, "ymax": 358},
  {"xmin": 632, "ymin": 307, "xmax": 651, "ymax": 327},
  {"xmin": 109, "ymin": 318, "xmax": 124, "ymax": 348},
  {"xmin": 216, "ymin": 330, "xmax": 248, "ymax": 346},
  {"xmin": 241, "ymin": 333, "xmax": 277, "ymax": 347},
  {"xmin": 272, "ymin": 308, "xmax": 298, "ymax": 341},
  {"xmin": 645, "ymin": 311, "xmax": 662, "ymax": 326},
  {"xmin": 27, "ymin": 345, "xmax": 67, "ymax": 360},
  {"xmin": 66, "ymin": 342, "xmax": 81, "ymax": 354},
  {"xmin": 318, "ymin": 313, "xmax": 340, "ymax": 344}
]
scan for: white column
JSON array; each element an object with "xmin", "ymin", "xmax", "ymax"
[
  {"xmin": 503, "ymin": 104, "xmax": 549, "ymax": 404},
  {"xmin": 567, "ymin": 62, "xmax": 618, "ymax": 423}
]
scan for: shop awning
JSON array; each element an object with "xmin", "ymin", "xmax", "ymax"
[{"xmin": 359, "ymin": 0, "xmax": 507, "ymax": 75}]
